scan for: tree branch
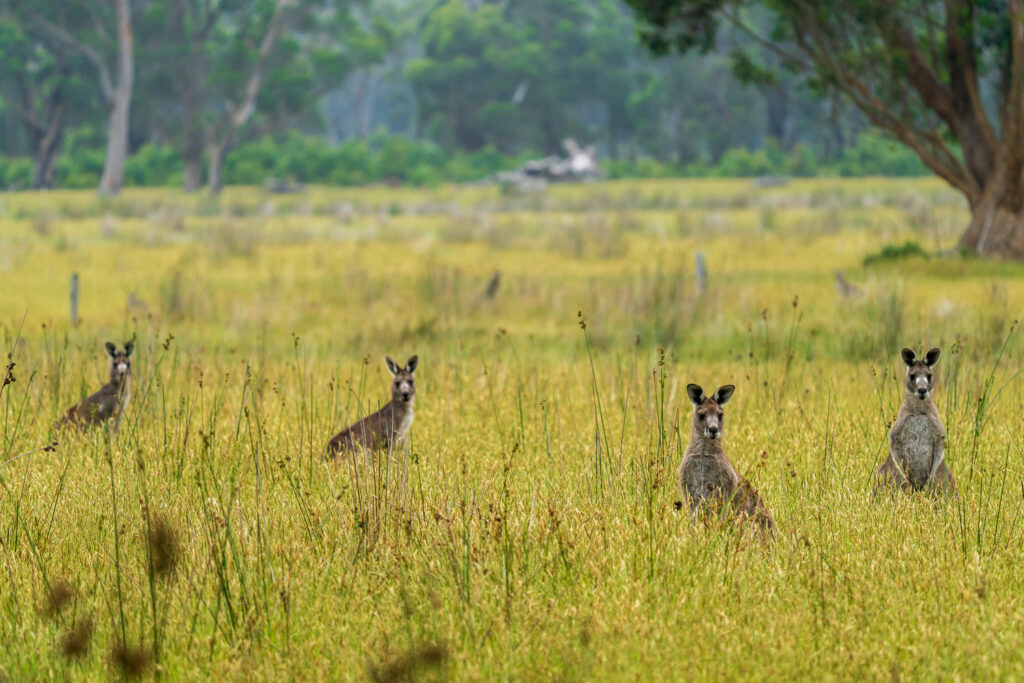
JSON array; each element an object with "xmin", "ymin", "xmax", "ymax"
[
  {"xmin": 881, "ymin": 23, "xmax": 956, "ymax": 126},
  {"xmin": 220, "ymin": 0, "xmax": 293, "ymax": 137},
  {"xmin": 942, "ymin": 0, "xmax": 999, "ymax": 184},
  {"xmin": 793, "ymin": 18, "xmax": 978, "ymax": 199},
  {"xmin": 1006, "ymin": 0, "xmax": 1024, "ymax": 160},
  {"xmin": 29, "ymin": 13, "xmax": 115, "ymax": 105},
  {"xmin": 719, "ymin": 9, "xmax": 815, "ymax": 72}
]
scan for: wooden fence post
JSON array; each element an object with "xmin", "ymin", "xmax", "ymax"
[{"xmin": 70, "ymin": 273, "xmax": 79, "ymax": 325}]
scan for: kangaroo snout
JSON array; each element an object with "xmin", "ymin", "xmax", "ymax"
[{"xmin": 706, "ymin": 423, "xmax": 720, "ymax": 438}]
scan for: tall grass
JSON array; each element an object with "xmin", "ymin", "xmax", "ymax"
[{"xmin": 0, "ymin": 178, "xmax": 1023, "ymax": 679}]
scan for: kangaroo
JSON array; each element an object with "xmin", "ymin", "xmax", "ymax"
[
  {"xmin": 58, "ymin": 341, "xmax": 134, "ymax": 433},
  {"xmin": 678, "ymin": 384, "xmax": 775, "ymax": 534},
  {"xmin": 874, "ymin": 347, "xmax": 956, "ymax": 495},
  {"xmin": 835, "ymin": 271, "xmax": 863, "ymax": 299},
  {"xmin": 327, "ymin": 355, "xmax": 418, "ymax": 456}
]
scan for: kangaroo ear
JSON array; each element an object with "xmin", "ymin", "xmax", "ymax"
[
  {"xmin": 713, "ymin": 385, "xmax": 735, "ymax": 406},
  {"xmin": 405, "ymin": 355, "xmax": 419, "ymax": 374},
  {"xmin": 924, "ymin": 347, "xmax": 941, "ymax": 367},
  {"xmin": 686, "ymin": 384, "xmax": 706, "ymax": 406},
  {"xmin": 105, "ymin": 342, "xmax": 117, "ymax": 357},
  {"xmin": 385, "ymin": 356, "xmax": 401, "ymax": 376},
  {"xmin": 900, "ymin": 348, "xmax": 917, "ymax": 367},
  {"xmin": 124, "ymin": 340, "xmax": 134, "ymax": 357}
]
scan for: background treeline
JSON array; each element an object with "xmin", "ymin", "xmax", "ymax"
[{"xmin": 0, "ymin": 0, "xmax": 924, "ymax": 192}]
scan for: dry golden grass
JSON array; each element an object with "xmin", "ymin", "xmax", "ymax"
[{"xmin": 1, "ymin": 178, "xmax": 1023, "ymax": 679}]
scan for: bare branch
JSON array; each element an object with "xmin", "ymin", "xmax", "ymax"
[{"xmin": 223, "ymin": 0, "xmax": 293, "ymax": 133}]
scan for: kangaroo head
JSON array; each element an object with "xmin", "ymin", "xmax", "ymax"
[
  {"xmin": 686, "ymin": 383, "xmax": 735, "ymax": 441},
  {"xmin": 901, "ymin": 347, "xmax": 940, "ymax": 400},
  {"xmin": 385, "ymin": 354, "xmax": 418, "ymax": 404},
  {"xmin": 105, "ymin": 340, "xmax": 134, "ymax": 384}
]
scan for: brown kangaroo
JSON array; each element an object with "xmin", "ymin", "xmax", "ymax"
[
  {"xmin": 678, "ymin": 384, "xmax": 775, "ymax": 535},
  {"xmin": 874, "ymin": 347, "xmax": 956, "ymax": 495},
  {"xmin": 58, "ymin": 341, "xmax": 134, "ymax": 433},
  {"xmin": 327, "ymin": 355, "xmax": 418, "ymax": 456}
]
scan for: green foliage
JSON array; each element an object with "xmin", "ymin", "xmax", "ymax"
[
  {"xmin": 0, "ymin": 128, "xmax": 932, "ymax": 189},
  {"xmin": 0, "ymin": 156, "xmax": 31, "ymax": 188},
  {"xmin": 835, "ymin": 131, "xmax": 928, "ymax": 177},
  {"xmin": 715, "ymin": 147, "xmax": 776, "ymax": 177},
  {"xmin": 622, "ymin": 0, "xmax": 1009, "ymax": 227},
  {"xmin": 605, "ymin": 131, "xmax": 920, "ymax": 180},
  {"xmin": 863, "ymin": 240, "xmax": 930, "ymax": 267}
]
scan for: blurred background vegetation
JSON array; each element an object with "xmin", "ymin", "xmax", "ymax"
[{"xmin": 0, "ymin": 0, "xmax": 923, "ymax": 191}]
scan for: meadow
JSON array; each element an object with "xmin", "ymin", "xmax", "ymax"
[{"xmin": 1, "ymin": 177, "xmax": 1024, "ymax": 679}]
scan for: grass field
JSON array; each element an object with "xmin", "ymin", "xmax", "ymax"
[{"xmin": 2, "ymin": 178, "xmax": 1024, "ymax": 679}]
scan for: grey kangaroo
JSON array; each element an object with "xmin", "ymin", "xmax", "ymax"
[
  {"xmin": 327, "ymin": 355, "xmax": 418, "ymax": 456},
  {"xmin": 678, "ymin": 384, "xmax": 775, "ymax": 534},
  {"xmin": 58, "ymin": 341, "xmax": 134, "ymax": 433},
  {"xmin": 874, "ymin": 347, "xmax": 956, "ymax": 495}
]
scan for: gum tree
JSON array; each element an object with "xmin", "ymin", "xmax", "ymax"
[{"xmin": 626, "ymin": 0, "xmax": 1024, "ymax": 258}]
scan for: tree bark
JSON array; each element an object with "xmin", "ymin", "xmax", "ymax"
[
  {"xmin": 958, "ymin": 167, "xmax": 1024, "ymax": 258},
  {"xmin": 207, "ymin": 140, "xmax": 230, "ymax": 194},
  {"xmin": 98, "ymin": 0, "xmax": 133, "ymax": 196},
  {"xmin": 21, "ymin": 75, "xmax": 67, "ymax": 190},
  {"xmin": 184, "ymin": 158, "xmax": 203, "ymax": 193},
  {"xmin": 182, "ymin": 99, "xmax": 204, "ymax": 192},
  {"xmin": 30, "ymin": 120, "xmax": 64, "ymax": 190}
]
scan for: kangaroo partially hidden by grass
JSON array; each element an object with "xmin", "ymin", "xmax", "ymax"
[
  {"xmin": 678, "ymin": 384, "xmax": 775, "ymax": 535},
  {"xmin": 874, "ymin": 347, "xmax": 956, "ymax": 495},
  {"xmin": 327, "ymin": 355, "xmax": 418, "ymax": 456},
  {"xmin": 58, "ymin": 341, "xmax": 134, "ymax": 433}
]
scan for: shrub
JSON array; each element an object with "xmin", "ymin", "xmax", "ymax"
[
  {"xmin": 0, "ymin": 128, "xmax": 935, "ymax": 190},
  {"xmin": 862, "ymin": 240, "xmax": 929, "ymax": 267}
]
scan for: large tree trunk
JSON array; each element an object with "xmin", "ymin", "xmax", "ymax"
[
  {"xmin": 27, "ymin": 89, "xmax": 67, "ymax": 190},
  {"xmin": 98, "ymin": 0, "xmax": 134, "ymax": 196},
  {"xmin": 957, "ymin": 173, "xmax": 1024, "ymax": 258},
  {"xmin": 99, "ymin": 91, "xmax": 131, "ymax": 194},
  {"xmin": 182, "ymin": 107, "xmax": 204, "ymax": 192},
  {"xmin": 207, "ymin": 141, "xmax": 230, "ymax": 194},
  {"xmin": 184, "ymin": 158, "xmax": 203, "ymax": 193},
  {"xmin": 30, "ymin": 128, "xmax": 63, "ymax": 190}
]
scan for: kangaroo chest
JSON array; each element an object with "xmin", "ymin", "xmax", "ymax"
[
  {"xmin": 395, "ymin": 409, "xmax": 414, "ymax": 440},
  {"xmin": 896, "ymin": 414, "xmax": 937, "ymax": 486},
  {"xmin": 681, "ymin": 455, "xmax": 736, "ymax": 508},
  {"xmin": 118, "ymin": 380, "xmax": 132, "ymax": 413}
]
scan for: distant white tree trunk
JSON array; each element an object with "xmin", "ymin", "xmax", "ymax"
[
  {"xmin": 36, "ymin": 0, "xmax": 135, "ymax": 196},
  {"xmin": 99, "ymin": 0, "xmax": 133, "ymax": 195}
]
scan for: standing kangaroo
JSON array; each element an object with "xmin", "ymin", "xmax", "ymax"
[
  {"xmin": 58, "ymin": 341, "xmax": 134, "ymax": 433},
  {"xmin": 678, "ymin": 384, "xmax": 775, "ymax": 534},
  {"xmin": 874, "ymin": 347, "xmax": 956, "ymax": 495},
  {"xmin": 327, "ymin": 355, "xmax": 418, "ymax": 456}
]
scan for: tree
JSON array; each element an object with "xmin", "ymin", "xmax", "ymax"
[
  {"xmin": 26, "ymin": 0, "xmax": 137, "ymax": 195},
  {"xmin": 406, "ymin": 1, "xmax": 537, "ymax": 152},
  {"xmin": 0, "ymin": 2, "xmax": 99, "ymax": 189},
  {"xmin": 0, "ymin": 14, "xmax": 70, "ymax": 189},
  {"xmin": 625, "ymin": 0, "xmax": 1024, "ymax": 259},
  {"xmin": 137, "ymin": 0, "xmax": 363, "ymax": 192}
]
